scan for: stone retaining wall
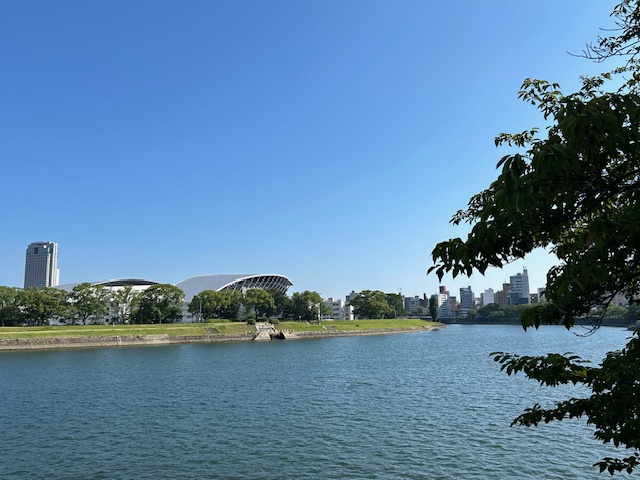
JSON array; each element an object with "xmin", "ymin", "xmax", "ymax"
[{"xmin": 0, "ymin": 334, "xmax": 256, "ymax": 351}]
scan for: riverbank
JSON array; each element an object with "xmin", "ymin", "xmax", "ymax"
[{"xmin": 0, "ymin": 322, "xmax": 446, "ymax": 351}]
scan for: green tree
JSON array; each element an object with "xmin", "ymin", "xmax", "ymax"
[
  {"xmin": 110, "ymin": 286, "xmax": 140, "ymax": 324},
  {"xmin": 67, "ymin": 283, "xmax": 110, "ymax": 325},
  {"xmin": 190, "ymin": 290, "xmax": 229, "ymax": 320},
  {"xmin": 478, "ymin": 303, "xmax": 501, "ymax": 318},
  {"xmin": 626, "ymin": 304, "xmax": 640, "ymax": 325},
  {"xmin": 430, "ymin": 1, "xmax": 640, "ymax": 474},
  {"xmin": 0, "ymin": 286, "xmax": 21, "ymax": 326},
  {"xmin": 241, "ymin": 289, "xmax": 275, "ymax": 320},
  {"xmin": 290, "ymin": 291, "xmax": 326, "ymax": 321},
  {"xmin": 266, "ymin": 288, "xmax": 291, "ymax": 318},
  {"xmin": 428, "ymin": 294, "xmax": 439, "ymax": 322},
  {"xmin": 18, "ymin": 287, "xmax": 67, "ymax": 326},
  {"xmin": 349, "ymin": 290, "xmax": 391, "ymax": 319},
  {"xmin": 134, "ymin": 284, "xmax": 184, "ymax": 324},
  {"xmin": 598, "ymin": 304, "xmax": 627, "ymax": 319},
  {"xmin": 220, "ymin": 290, "xmax": 243, "ymax": 320},
  {"xmin": 188, "ymin": 289, "xmax": 243, "ymax": 320},
  {"xmin": 385, "ymin": 293, "xmax": 405, "ymax": 318}
]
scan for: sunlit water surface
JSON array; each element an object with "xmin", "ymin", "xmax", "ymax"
[{"xmin": 0, "ymin": 325, "xmax": 631, "ymax": 479}]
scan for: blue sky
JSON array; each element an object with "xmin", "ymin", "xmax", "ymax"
[{"xmin": 1, "ymin": 1, "xmax": 617, "ymax": 300}]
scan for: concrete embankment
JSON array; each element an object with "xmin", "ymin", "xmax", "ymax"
[
  {"xmin": 0, "ymin": 323, "xmax": 446, "ymax": 351},
  {"xmin": 0, "ymin": 333, "xmax": 256, "ymax": 351}
]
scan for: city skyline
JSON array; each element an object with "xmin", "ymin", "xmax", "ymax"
[
  {"xmin": 1, "ymin": 1, "xmax": 611, "ymax": 300},
  {"xmin": 14, "ymin": 239, "xmax": 542, "ymax": 304}
]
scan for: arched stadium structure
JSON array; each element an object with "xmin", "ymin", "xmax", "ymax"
[
  {"xmin": 56, "ymin": 274, "xmax": 293, "ymax": 323},
  {"xmin": 176, "ymin": 274, "xmax": 293, "ymax": 322},
  {"xmin": 56, "ymin": 278, "xmax": 160, "ymax": 292}
]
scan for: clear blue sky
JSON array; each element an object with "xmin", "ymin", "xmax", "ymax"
[{"xmin": 1, "ymin": 1, "xmax": 617, "ymax": 299}]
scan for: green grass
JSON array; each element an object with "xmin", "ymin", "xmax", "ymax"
[
  {"xmin": 328, "ymin": 318, "xmax": 435, "ymax": 330},
  {"xmin": 277, "ymin": 322, "xmax": 326, "ymax": 332},
  {"xmin": 0, "ymin": 323, "xmax": 211, "ymax": 339},
  {"xmin": 212, "ymin": 323, "xmax": 255, "ymax": 335},
  {"xmin": 278, "ymin": 318, "xmax": 436, "ymax": 332},
  {"xmin": 0, "ymin": 318, "xmax": 438, "ymax": 340}
]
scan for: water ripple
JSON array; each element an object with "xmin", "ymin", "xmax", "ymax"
[{"xmin": 0, "ymin": 326, "xmax": 629, "ymax": 479}]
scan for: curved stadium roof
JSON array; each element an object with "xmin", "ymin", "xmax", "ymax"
[
  {"xmin": 56, "ymin": 278, "xmax": 160, "ymax": 291},
  {"xmin": 56, "ymin": 274, "xmax": 293, "ymax": 303},
  {"xmin": 175, "ymin": 274, "xmax": 293, "ymax": 303}
]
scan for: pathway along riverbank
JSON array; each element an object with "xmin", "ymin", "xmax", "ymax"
[{"xmin": 0, "ymin": 323, "xmax": 446, "ymax": 351}]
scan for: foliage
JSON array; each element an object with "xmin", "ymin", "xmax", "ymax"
[
  {"xmin": 289, "ymin": 291, "xmax": 327, "ymax": 321},
  {"xmin": 493, "ymin": 337, "xmax": 640, "ymax": 475},
  {"xmin": 220, "ymin": 290, "xmax": 243, "ymax": 320},
  {"xmin": 428, "ymin": 295, "xmax": 439, "ymax": 322},
  {"xmin": 429, "ymin": 1, "xmax": 640, "ymax": 474},
  {"xmin": 349, "ymin": 290, "xmax": 392, "ymax": 319},
  {"xmin": 133, "ymin": 284, "xmax": 184, "ymax": 324},
  {"xmin": 627, "ymin": 304, "xmax": 640, "ymax": 325},
  {"xmin": 386, "ymin": 293, "xmax": 406, "ymax": 317},
  {"xmin": 477, "ymin": 303, "xmax": 533, "ymax": 320},
  {"xmin": 241, "ymin": 288, "xmax": 275, "ymax": 320},
  {"xmin": 478, "ymin": 303, "xmax": 501, "ymax": 318},
  {"xmin": 189, "ymin": 289, "xmax": 242, "ymax": 320},
  {"xmin": 110, "ymin": 286, "xmax": 140, "ymax": 324},
  {"xmin": 18, "ymin": 287, "xmax": 67, "ymax": 326},
  {"xmin": 67, "ymin": 283, "xmax": 110, "ymax": 325},
  {"xmin": 0, "ymin": 286, "xmax": 21, "ymax": 326},
  {"xmin": 266, "ymin": 288, "xmax": 291, "ymax": 318}
]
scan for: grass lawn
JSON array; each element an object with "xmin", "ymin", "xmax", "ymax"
[
  {"xmin": 327, "ymin": 318, "xmax": 435, "ymax": 330},
  {"xmin": 0, "ymin": 323, "xmax": 210, "ymax": 339},
  {"xmin": 276, "ymin": 318, "xmax": 435, "ymax": 332},
  {"xmin": 0, "ymin": 319, "xmax": 437, "ymax": 340}
]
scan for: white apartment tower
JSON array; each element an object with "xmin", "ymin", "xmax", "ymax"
[
  {"xmin": 483, "ymin": 288, "xmax": 495, "ymax": 306},
  {"xmin": 24, "ymin": 241, "xmax": 59, "ymax": 289},
  {"xmin": 509, "ymin": 268, "xmax": 530, "ymax": 305}
]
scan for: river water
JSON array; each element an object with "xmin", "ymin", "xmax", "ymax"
[{"xmin": 0, "ymin": 325, "xmax": 632, "ymax": 479}]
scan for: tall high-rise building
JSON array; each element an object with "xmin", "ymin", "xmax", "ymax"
[
  {"xmin": 459, "ymin": 286, "xmax": 474, "ymax": 310},
  {"xmin": 24, "ymin": 241, "xmax": 59, "ymax": 289},
  {"xmin": 437, "ymin": 286, "xmax": 452, "ymax": 317},
  {"xmin": 509, "ymin": 268, "xmax": 530, "ymax": 305}
]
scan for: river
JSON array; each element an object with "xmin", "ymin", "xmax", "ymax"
[{"xmin": 0, "ymin": 324, "xmax": 631, "ymax": 479}]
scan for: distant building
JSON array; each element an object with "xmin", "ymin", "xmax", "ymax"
[
  {"xmin": 611, "ymin": 292, "xmax": 629, "ymax": 307},
  {"xmin": 459, "ymin": 286, "xmax": 474, "ymax": 317},
  {"xmin": 345, "ymin": 290, "xmax": 359, "ymax": 304},
  {"xmin": 437, "ymin": 286, "xmax": 452, "ymax": 317},
  {"xmin": 509, "ymin": 268, "xmax": 530, "ymax": 305},
  {"xmin": 404, "ymin": 295, "xmax": 423, "ymax": 315},
  {"xmin": 24, "ymin": 241, "xmax": 59, "ymax": 289},
  {"xmin": 449, "ymin": 296, "xmax": 458, "ymax": 315},
  {"xmin": 57, "ymin": 274, "xmax": 293, "ymax": 322},
  {"xmin": 459, "ymin": 286, "xmax": 474, "ymax": 309},
  {"xmin": 482, "ymin": 288, "xmax": 495, "ymax": 306},
  {"xmin": 495, "ymin": 283, "xmax": 511, "ymax": 307},
  {"xmin": 538, "ymin": 287, "xmax": 546, "ymax": 302},
  {"xmin": 322, "ymin": 298, "xmax": 353, "ymax": 320}
]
